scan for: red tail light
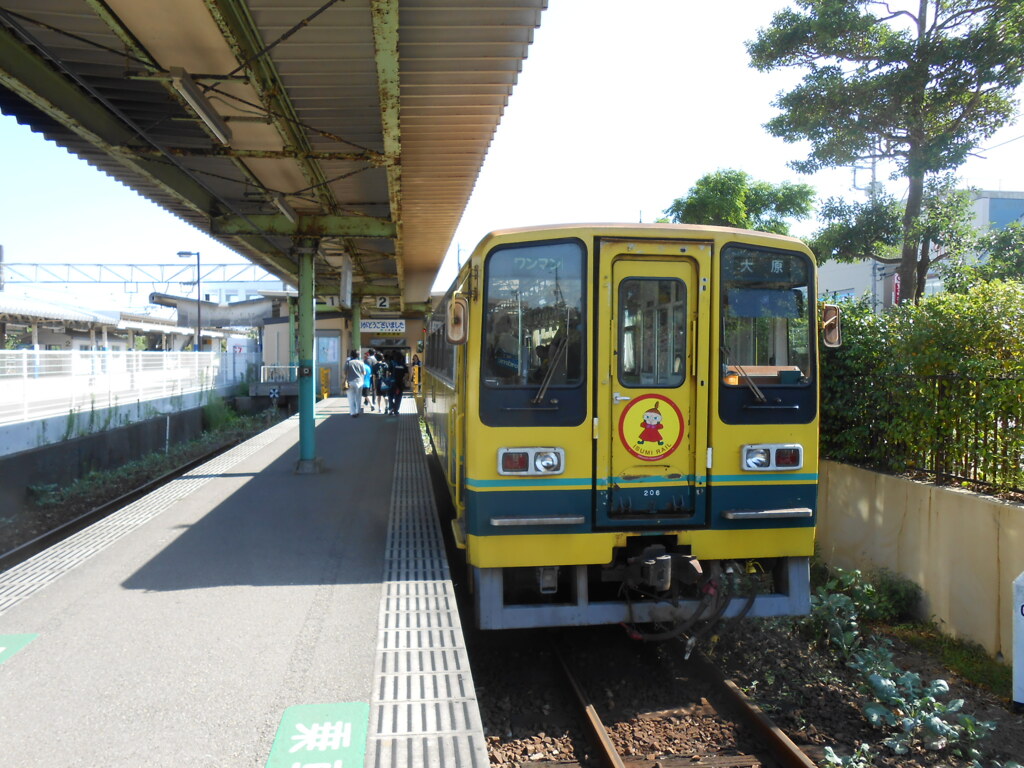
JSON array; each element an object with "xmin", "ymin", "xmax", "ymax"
[
  {"xmin": 501, "ymin": 451, "xmax": 529, "ymax": 473},
  {"xmin": 775, "ymin": 448, "xmax": 801, "ymax": 467}
]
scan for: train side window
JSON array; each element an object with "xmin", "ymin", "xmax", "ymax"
[{"xmin": 618, "ymin": 278, "xmax": 685, "ymax": 388}]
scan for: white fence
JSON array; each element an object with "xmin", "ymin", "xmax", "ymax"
[{"xmin": 0, "ymin": 350, "xmax": 259, "ymax": 426}]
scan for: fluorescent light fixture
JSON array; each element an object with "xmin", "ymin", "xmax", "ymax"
[
  {"xmin": 273, "ymin": 194, "xmax": 299, "ymax": 224},
  {"xmin": 169, "ymin": 67, "xmax": 232, "ymax": 145}
]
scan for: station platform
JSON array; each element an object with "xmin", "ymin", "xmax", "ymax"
[{"xmin": 0, "ymin": 397, "xmax": 488, "ymax": 767}]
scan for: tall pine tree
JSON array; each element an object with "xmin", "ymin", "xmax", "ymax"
[{"xmin": 748, "ymin": 0, "xmax": 1024, "ymax": 303}]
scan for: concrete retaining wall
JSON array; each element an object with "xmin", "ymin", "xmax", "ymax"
[
  {"xmin": 0, "ymin": 407, "xmax": 204, "ymax": 522},
  {"xmin": 0, "ymin": 388, "xmax": 230, "ymax": 458},
  {"xmin": 819, "ymin": 460, "xmax": 1024, "ymax": 659}
]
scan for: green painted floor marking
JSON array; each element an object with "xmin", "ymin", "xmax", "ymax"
[
  {"xmin": 0, "ymin": 634, "xmax": 38, "ymax": 665},
  {"xmin": 265, "ymin": 701, "xmax": 369, "ymax": 768}
]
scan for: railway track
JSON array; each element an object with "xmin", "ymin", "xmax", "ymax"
[
  {"xmin": 473, "ymin": 626, "xmax": 822, "ymax": 768},
  {"xmin": 0, "ymin": 439, "xmax": 238, "ymax": 573},
  {"xmin": 552, "ymin": 640, "xmax": 816, "ymax": 768}
]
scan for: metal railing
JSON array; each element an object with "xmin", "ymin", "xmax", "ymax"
[
  {"xmin": 823, "ymin": 374, "xmax": 1024, "ymax": 495},
  {"xmin": 0, "ymin": 350, "xmax": 260, "ymax": 426}
]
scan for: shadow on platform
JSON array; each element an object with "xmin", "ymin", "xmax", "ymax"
[{"xmin": 120, "ymin": 408, "xmax": 406, "ymax": 593}]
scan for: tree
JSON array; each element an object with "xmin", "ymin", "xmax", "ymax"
[
  {"xmin": 810, "ymin": 194, "xmax": 904, "ymax": 264},
  {"xmin": 748, "ymin": 0, "xmax": 1024, "ymax": 303},
  {"xmin": 941, "ymin": 220, "xmax": 1024, "ymax": 292},
  {"xmin": 811, "ymin": 176, "xmax": 975, "ymax": 283},
  {"xmin": 662, "ymin": 168, "xmax": 815, "ymax": 235}
]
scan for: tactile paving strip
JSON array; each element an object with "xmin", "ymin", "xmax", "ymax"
[
  {"xmin": 0, "ymin": 416, "xmax": 300, "ymax": 615},
  {"xmin": 366, "ymin": 417, "xmax": 488, "ymax": 768}
]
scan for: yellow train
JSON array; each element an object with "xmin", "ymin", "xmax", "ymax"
[{"xmin": 423, "ymin": 224, "xmax": 839, "ymax": 634}]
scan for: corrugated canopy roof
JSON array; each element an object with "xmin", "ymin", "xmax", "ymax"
[
  {"xmin": 0, "ymin": 0, "xmax": 546, "ymax": 316},
  {"xmin": 0, "ymin": 292, "xmax": 119, "ymax": 325}
]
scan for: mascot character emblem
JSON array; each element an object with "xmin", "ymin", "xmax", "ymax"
[{"xmin": 637, "ymin": 401, "xmax": 665, "ymax": 446}]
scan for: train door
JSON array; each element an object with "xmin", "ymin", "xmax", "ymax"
[{"xmin": 595, "ymin": 240, "xmax": 710, "ymax": 527}]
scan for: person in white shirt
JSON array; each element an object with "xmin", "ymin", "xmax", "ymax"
[{"xmin": 344, "ymin": 350, "xmax": 367, "ymax": 417}]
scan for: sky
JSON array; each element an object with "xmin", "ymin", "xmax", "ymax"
[{"xmin": 2, "ymin": 0, "xmax": 1023, "ymax": 306}]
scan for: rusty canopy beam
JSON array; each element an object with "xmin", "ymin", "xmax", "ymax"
[
  {"xmin": 370, "ymin": 0, "xmax": 404, "ymax": 306},
  {"xmin": 0, "ymin": 18, "xmax": 300, "ymax": 285},
  {"xmin": 0, "ymin": 24, "xmax": 212, "ymax": 219},
  {"xmin": 204, "ymin": 0, "xmax": 340, "ymax": 214},
  {"xmin": 82, "ymin": 1, "xmax": 290, "ymax": 223},
  {"xmin": 125, "ymin": 146, "xmax": 386, "ymax": 164},
  {"xmin": 212, "ymin": 214, "xmax": 396, "ymax": 238}
]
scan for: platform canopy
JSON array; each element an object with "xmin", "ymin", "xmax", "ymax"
[{"xmin": 0, "ymin": 1, "xmax": 547, "ymax": 315}]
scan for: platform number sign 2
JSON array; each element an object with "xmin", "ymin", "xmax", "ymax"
[{"xmin": 376, "ymin": 296, "xmax": 390, "ymax": 310}]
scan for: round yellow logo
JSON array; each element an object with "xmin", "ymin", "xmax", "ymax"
[{"xmin": 617, "ymin": 394, "xmax": 685, "ymax": 462}]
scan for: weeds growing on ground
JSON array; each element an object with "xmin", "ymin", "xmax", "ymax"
[
  {"xmin": 27, "ymin": 408, "xmax": 282, "ymax": 515},
  {"xmin": 804, "ymin": 566, "xmax": 1016, "ymax": 767}
]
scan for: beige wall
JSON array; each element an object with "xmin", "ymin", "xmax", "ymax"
[
  {"xmin": 261, "ymin": 314, "xmax": 427, "ymax": 367},
  {"xmin": 818, "ymin": 460, "xmax": 1024, "ymax": 659},
  {"xmin": 261, "ymin": 317, "xmax": 348, "ymax": 367}
]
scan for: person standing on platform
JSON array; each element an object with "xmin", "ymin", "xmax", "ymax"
[
  {"xmin": 411, "ymin": 353, "xmax": 421, "ymax": 395},
  {"xmin": 362, "ymin": 349, "xmax": 377, "ymax": 411},
  {"xmin": 386, "ymin": 351, "xmax": 409, "ymax": 415},
  {"xmin": 344, "ymin": 350, "xmax": 367, "ymax": 417},
  {"xmin": 372, "ymin": 354, "xmax": 389, "ymax": 413}
]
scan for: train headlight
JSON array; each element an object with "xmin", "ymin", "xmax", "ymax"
[
  {"xmin": 742, "ymin": 444, "xmax": 804, "ymax": 471},
  {"xmin": 534, "ymin": 451, "xmax": 562, "ymax": 473},
  {"xmin": 743, "ymin": 447, "xmax": 771, "ymax": 470},
  {"xmin": 498, "ymin": 447, "xmax": 566, "ymax": 476}
]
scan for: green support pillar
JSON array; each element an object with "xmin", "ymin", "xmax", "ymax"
[
  {"xmin": 295, "ymin": 246, "xmax": 320, "ymax": 474},
  {"xmin": 288, "ymin": 297, "xmax": 297, "ymax": 368},
  {"xmin": 351, "ymin": 302, "xmax": 361, "ymax": 353}
]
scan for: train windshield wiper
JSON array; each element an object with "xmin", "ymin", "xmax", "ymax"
[
  {"xmin": 720, "ymin": 346, "xmax": 767, "ymax": 403},
  {"xmin": 532, "ymin": 333, "xmax": 568, "ymax": 405}
]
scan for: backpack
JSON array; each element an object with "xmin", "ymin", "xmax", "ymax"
[{"xmin": 375, "ymin": 361, "xmax": 393, "ymax": 391}]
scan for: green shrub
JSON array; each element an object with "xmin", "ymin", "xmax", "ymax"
[
  {"xmin": 821, "ymin": 282, "xmax": 1024, "ymax": 493},
  {"xmin": 811, "ymin": 565, "xmax": 921, "ymax": 625},
  {"xmin": 202, "ymin": 396, "xmax": 239, "ymax": 432}
]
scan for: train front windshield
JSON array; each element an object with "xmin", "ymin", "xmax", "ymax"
[
  {"xmin": 482, "ymin": 241, "xmax": 585, "ymax": 388},
  {"xmin": 720, "ymin": 245, "xmax": 812, "ymax": 385}
]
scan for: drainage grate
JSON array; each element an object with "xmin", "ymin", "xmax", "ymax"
[
  {"xmin": 365, "ymin": 418, "xmax": 488, "ymax": 768},
  {"xmin": 0, "ymin": 418, "xmax": 297, "ymax": 616}
]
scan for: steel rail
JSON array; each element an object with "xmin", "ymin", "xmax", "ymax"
[
  {"xmin": 552, "ymin": 642, "xmax": 627, "ymax": 768},
  {"xmin": 692, "ymin": 651, "xmax": 818, "ymax": 768}
]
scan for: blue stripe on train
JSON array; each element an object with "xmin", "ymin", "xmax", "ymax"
[
  {"xmin": 465, "ymin": 487, "xmax": 592, "ymax": 536},
  {"xmin": 707, "ymin": 483, "xmax": 817, "ymax": 529},
  {"xmin": 465, "ymin": 482, "xmax": 817, "ymax": 536}
]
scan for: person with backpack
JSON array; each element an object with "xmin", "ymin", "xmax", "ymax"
[
  {"xmin": 386, "ymin": 351, "xmax": 409, "ymax": 415},
  {"xmin": 372, "ymin": 354, "xmax": 390, "ymax": 413},
  {"xmin": 362, "ymin": 350, "xmax": 375, "ymax": 411}
]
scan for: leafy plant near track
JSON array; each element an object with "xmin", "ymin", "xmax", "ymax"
[
  {"xmin": 820, "ymin": 282, "xmax": 1024, "ymax": 494},
  {"xmin": 805, "ymin": 568, "xmax": 1016, "ymax": 767},
  {"xmin": 805, "ymin": 566, "xmax": 921, "ymax": 660},
  {"xmin": 822, "ymin": 742, "xmax": 874, "ymax": 768}
]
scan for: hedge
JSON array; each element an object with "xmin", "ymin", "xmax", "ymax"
[{"xmin": 820, "ymin": 281, "xmax": 1024, "ymax": 493}]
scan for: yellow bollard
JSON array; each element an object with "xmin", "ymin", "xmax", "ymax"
[{"xmin": 319, "ymin": 367, "xmax": 331, "ymax": 400}]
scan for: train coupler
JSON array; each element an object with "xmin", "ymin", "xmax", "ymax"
[{"xmin": 624, "ymin": 544, "xmax": 702, "ymax": 594}]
